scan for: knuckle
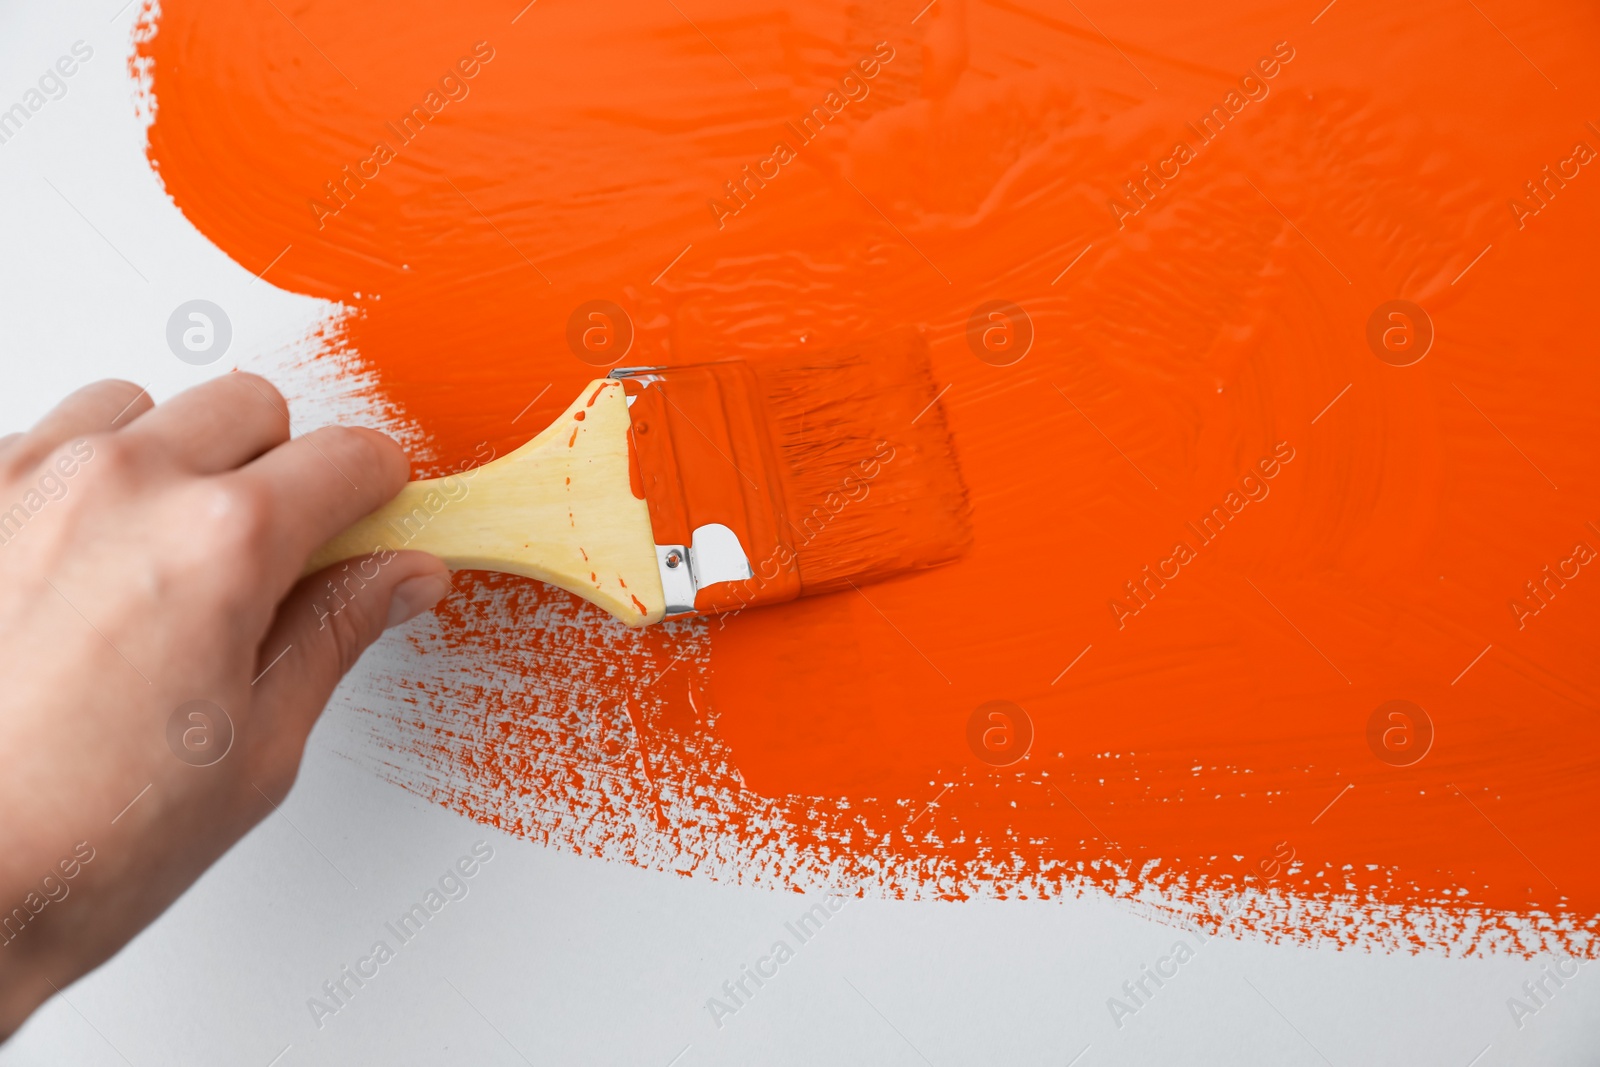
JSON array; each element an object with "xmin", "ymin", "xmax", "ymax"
[
  {"xmin": 196, "ymin": 479, "xmax": 276, "ymax": 556},
  {"xmin": 64, "ymin": 433, "xmax": 137, "ymax": 487}
]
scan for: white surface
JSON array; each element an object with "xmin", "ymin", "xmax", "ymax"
[{"xmin": 2, "ymin": 2, "xmax": 1598, "ymax": 1064}]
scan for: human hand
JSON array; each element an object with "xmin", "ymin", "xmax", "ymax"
[{"xmin": 0, "ymin": 375, "xmax": 451, "ymax": 1037}]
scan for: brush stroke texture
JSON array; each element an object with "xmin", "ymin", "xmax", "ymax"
[{"xmin": 137, "ymin": 0, "xmax": 1600, "ymax": 957}]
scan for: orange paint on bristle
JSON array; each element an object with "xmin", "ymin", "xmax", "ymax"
[{"xmin": 751, "ymin": 332, "xmax": 972, "ymax": 595}]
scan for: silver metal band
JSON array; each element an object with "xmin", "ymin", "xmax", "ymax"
[{"xmin": 656, "ymin": 523, "xmax": 754, "ymax": 617}]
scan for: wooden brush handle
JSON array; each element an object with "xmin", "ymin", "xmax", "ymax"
[{"xmin": 307, "ymin": 379, "xmax": 666, "ymax": 627}]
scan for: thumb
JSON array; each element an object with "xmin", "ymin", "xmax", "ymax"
[{"xmin": 247, "ymin": 551, "xmax": 452, "ymax": 779}]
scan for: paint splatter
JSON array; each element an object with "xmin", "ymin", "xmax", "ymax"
[{"xmin": 138, "ymin": 0, "xmax": 1600, "ymax": 956}]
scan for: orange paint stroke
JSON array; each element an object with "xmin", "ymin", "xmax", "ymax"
[{"xmin": 138, "ymin": 0, "xmax": 1600, "ymax": 956}]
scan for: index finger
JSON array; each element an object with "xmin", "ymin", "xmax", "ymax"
[{"xmin": 229, "ymin": 424, "xmax": 412, "ymax": 589}]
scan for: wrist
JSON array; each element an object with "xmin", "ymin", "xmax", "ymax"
[{"xmin": 0, "ymin": 838, "xmax": 101, "ymax": 1038}]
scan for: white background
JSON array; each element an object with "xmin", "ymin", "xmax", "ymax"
[{"xmin": 1, "ymin": 2, "xmax": 1597, "ymax": 1063}]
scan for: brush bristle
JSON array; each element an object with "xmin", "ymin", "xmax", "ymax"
[{"xmin": 750, "ymin": 331, "xmax": 972, "ymax": 595}]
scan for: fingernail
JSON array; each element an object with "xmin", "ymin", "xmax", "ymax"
[{"xmin": 385, "ymin": 574, "xmax": 452, "ymax": 629}]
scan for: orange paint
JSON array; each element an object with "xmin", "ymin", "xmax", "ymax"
[{"xmin": 139, "ymin": 0, "xmax": 1600, "ymax": 955}]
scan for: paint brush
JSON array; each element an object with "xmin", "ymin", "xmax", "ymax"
[{"xmin": 308, "ymin": 332, "xmax": 971, "ymax": 626}]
